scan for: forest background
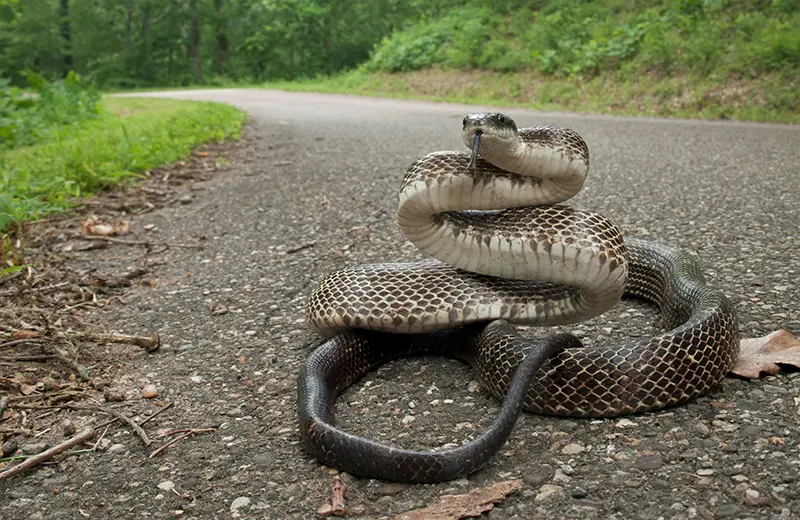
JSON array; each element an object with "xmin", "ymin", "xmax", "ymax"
[{"xmin": 1, "ymin": 0, "xmax": 798, "ymax": 121}]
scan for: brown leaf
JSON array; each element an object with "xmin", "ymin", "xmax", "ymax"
[
  {"xmin": 394, "ymin": 479, "xmax": 523, "ymax": 520},
  {"xmin": 19, "ymin": 383, "xmax": 37, "ymax": 396},
  {"xmin": 113, "ymin": 220, "xmax": 131, "ymax": 236},
  {"xmin": 81, "ymin": 217, "xmax": 130, "ymax": 236},
  {"xmin": 731, "ymin": 329, "xmax": 800, "ymax": 378}
]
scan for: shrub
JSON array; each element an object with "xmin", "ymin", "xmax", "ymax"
[{"xmin": 0, "ymin": 71, "xmax": 102, "ymax": 150}]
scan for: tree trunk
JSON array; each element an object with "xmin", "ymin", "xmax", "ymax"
[
  {"xmin": 59, "ymin": 0, "xmax": 73, "ymax": 74},
  {"xmin": 212, "ymin": 0, "xmax": 228, "ymax": 76},
  {"xmin": 138, "ymin": 1, "xmax": 151, "ymax": 81},
  {"xmin": 189, "ymin": 0, "xmax": 202, "ymax": 84},
  {"xmin": 124, "ymin": 0, "xmax": 135, "ymax": 68}
]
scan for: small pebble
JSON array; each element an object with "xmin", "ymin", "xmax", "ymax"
[
  {"xmin": 62, "ymin": 419, "xmax": 76, "ymax": 436},
  {"xmin": 534, "ymin": 484, "xmax": 565, "ymax": 503},
  {"xmin": 21, "ymin": 443, "xmax": 49, "ymax": 455},
  {"xmin": 141, "ymin": 384, "xmax": 159, "ymax": 399},
  {"xmin": 553, "ymin": 469, "xmax": 571, "ymax": 483},
  {"xmin": 739, "ymin": 424, "xmax": 761, "ymax": 437},
  {"xmin": 696, "ymin": 468, "xmax": 715, "ymax": 476},
  {"xmin": 714, "ymin": 503, "xmax": 740, "ymax": 518},
  {"xmin": 615, "ymin": 418, "xmax": 638, "ymax": 428},
  {"xmin": 375, "ymin": 483, "xmax": 407, "ymax": 496},
  {"xmin": 571, "ymin": 488, "xmax": 588, "ymax": 499},
  {"xmin": 634, "ymin": 454, "xmax": 663, "ymax": 471},
  {"xmin": 561, "ymin": 443, "xmax": 585, "ymax": 455},
  {"xmin": 230, "ymin": 496, "xmax": 250, "ymax": 512},
  {"xmin": 523, "ymin": 464, "xmax": 554, "ymax": 487}
]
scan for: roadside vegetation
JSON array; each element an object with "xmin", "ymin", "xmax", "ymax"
[
  {"xmin": 0, "ymin": 73, "xmax": 246, "ymax": 238},
  {"xmin": 2, "ymin": 0, "xmax": 796, "ymax": 123},
  {"xmin": 276, "ymin": 0, "xmax": 799, "ymax": 123}
]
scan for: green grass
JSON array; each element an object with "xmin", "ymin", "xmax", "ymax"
[
  {"xmin": 266, "ymin": 68, "xmax": 799, "ymax": 124},
  {"xmin": 0, "ymin": 96, "xmax": 247, "ymax": 233}
]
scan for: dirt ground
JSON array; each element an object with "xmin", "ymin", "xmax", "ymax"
[{"xmin": 1, "ymin": 90, "xmax": 799, "ymax": 520}]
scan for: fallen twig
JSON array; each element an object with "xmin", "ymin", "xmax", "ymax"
[
  {"xmin": 82, "ymin": 236, "xmax": 203, "ymax": 249},
  {"xmin": 4, "ymin": 355, "xmax": 57, "ymax": 362},
  {"xmin": 6, "ymin": 330, "xmax": 161, "ymax": 353},
  {"xmin": 0, "ymin": 281, "xmax": 70, "ymax": 298},
  {"xmin": 0, "ymin": 428, "xmax": 95, "ymax": 482},
  {"xmin": 94, "ymin": 401, "xmax": 174, "ymax": 431},
  {"xmin": 0, "ymin": 338, "xmax": 44, "ymax": 349},
  {"xmin": 87, "ymin": 332, "xmax": 161, "ymax": 352},
  {"xmin": 93, "ymin": 407, "xmax": 151, "ymax": 446},
  {"xmin": 149, "ymin": 427, "xmax": 216, "ymax": 458},
  {"xmin": 285, "ymin": 241, "xmax": 316, "ymax": 254},
  {"xmin": 0, "ymin": 396, "xmax": 7, "ymax": 418}
]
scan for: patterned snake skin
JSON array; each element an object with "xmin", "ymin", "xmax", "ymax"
[{"xmin": 297, "ymin": 113, "xmax": 740, "ymax": 483}]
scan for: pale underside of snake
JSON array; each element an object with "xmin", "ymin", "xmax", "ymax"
[{"xmin": 297, "ymin": 113, "xmax": 740, "ymax": 483}]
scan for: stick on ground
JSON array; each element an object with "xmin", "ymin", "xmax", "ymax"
[{"xmin": 0, "ymin": 428, "xmax": 95, "ymax": 483}]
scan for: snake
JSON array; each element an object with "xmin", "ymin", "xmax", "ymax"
[{"xmin": 297, "ymin": 112, "xmax": 740, "ymax": 484}]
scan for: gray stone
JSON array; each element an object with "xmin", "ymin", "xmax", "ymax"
[
  {"xmin": 635, "ymin": 454, "xmax": 663, "ymax": 471},
  {"xmin": 715, "ymin": 504, "xmax": 741, "ymax": 518},
  {"xmin": 523, "ymin": 464, "xmax": 554, "ymax": 487}
]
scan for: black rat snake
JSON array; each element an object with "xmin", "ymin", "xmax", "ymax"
[{"xmin": 297, "ymin": 113, "xmax": 739, "ymax": 483}]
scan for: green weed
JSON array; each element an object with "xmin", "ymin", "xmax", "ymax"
[{"xmin": 0, "ymin": 96, "xmax": 246, "ymax": 233}]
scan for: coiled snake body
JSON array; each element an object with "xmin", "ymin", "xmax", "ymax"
[{"xmin": 298, "ymin": 113, "xmax": 739, "ymax": 483}]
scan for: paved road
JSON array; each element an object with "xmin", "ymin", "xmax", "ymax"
[{"xmin": 4, "ymin": 90, "xmax": 799, "ymax": 519}]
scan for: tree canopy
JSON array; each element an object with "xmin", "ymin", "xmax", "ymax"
[{"xmin": 1, "ymin": 0, "xmax": 797, "ymax": 89}]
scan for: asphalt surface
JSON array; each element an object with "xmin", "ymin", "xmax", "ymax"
[{"xmin": 2, "ymin": 89, "xmax": 799, "ymax": 519}]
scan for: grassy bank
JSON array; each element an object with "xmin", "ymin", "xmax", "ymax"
[
  {"xmin": 266, "ymin": 0, "xmax": 798, "ymax": 124},
  {"xmin": 0, "ymin": 97, "xmax": 246, "ymax": 233},
  {"xmin": 268, "ymin": 68, "xmax": 798, "ymax": 123}
]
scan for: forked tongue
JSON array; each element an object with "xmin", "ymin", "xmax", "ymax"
[{"xmin": 466, "ymin": 130, "xmax": 482, "ymax": 171}]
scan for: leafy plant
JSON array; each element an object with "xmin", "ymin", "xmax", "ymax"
[
  {"xmin": 0, "ymin": 71, "xmax": 102, "ymax": 150},
  {"xmin": 0, "ymin": 97, "xmax": 246, "ymax": 234}
]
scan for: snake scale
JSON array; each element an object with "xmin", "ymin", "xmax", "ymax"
[{"xmin": 297, "ymin": 113, "xmax": 740, "ymax": 483}]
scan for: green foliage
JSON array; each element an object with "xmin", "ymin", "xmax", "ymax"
[
  {"xmin": 362, "ymin": 0, "xmax": 800, "ymax": 81},
  {"xmin": 1, "ymin": 0, "xmax": 797, "ymax": 87},
  {"xmin": 0, "ymin": 97, "xmax": 246, "ymax": 232},
  {"xmin": 0, "ymin": 71, "xmax": 102, "ymax": 149}
]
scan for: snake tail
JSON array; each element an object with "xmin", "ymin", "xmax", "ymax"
[{"xmin": 298, "ymin": 322, "xmax": 581, "ymax": 483}]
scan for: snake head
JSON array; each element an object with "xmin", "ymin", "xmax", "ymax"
[{"xmin": 461, "ymin": 113, "xmax": 519, "ymax": 170}]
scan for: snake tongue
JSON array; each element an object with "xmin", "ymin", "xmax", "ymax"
[{"xmin": 467, "ymin": 130, "xmax": 482, "ymax": 171}]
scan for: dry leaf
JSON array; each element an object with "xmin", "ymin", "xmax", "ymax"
[
  {"xmin": 394, "ymin": 479, "xmax": 523, "ymax": 520},
  {"xmin": 731, "ymin": 329, "xmax": 800, "ymax": 378},
  {"xmin": 317, "ymin": 475, "xmax": 346, "ymax": 517},
  {"xmin": 19, "ymin": 383, "xmax": 37, "ymax": 396},
  {"xmin": 113, "ymin": 220, "xmax": 131, "ymax": 235},
  {"xmin": 82, "ymin": 217, "xmax": 130, "ymax": 236}
]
